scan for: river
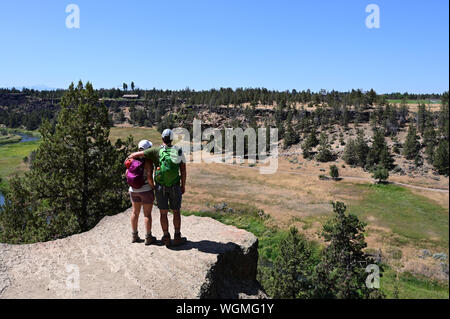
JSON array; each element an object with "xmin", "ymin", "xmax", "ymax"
[{"xmin": 0, "ymin": 132, "xmax": 40, "ymax": 206}]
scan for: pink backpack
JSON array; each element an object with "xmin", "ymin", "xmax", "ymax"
[{"xmin": 126, "ymin": 159, "xmax": 145, "ymax": 189}]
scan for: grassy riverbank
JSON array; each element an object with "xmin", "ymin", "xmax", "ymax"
[
  {"xmin": 0, "ymin": 134, "xmax": 22, "ymax": 145},
  {"xmin": 0, "ymin": 141, "xmax": 40, "ymax": 179}
]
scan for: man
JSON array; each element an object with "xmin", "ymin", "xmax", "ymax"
[{"xmin": 128, "ymin": 129, "xmax": 187, "ymax": 247}]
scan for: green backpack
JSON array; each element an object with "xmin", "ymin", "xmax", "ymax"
[{"xmin": 155, "ymin": 146, "xmax": 181, "ymax": 187}]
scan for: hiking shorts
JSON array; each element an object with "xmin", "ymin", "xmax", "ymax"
[
  {"xmin": 129, "ymin": 190, "xmax": 155, "ymax": 205},
  {"xmin": 155, "ymin": 183, "xmax": 182, "ymax": 211}
]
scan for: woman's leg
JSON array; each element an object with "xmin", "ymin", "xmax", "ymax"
[
  {"xmin": 142, "ymin": 204, "xmax": 153, "ymax": 235},
  {"xmin": 131, "ymin": 201, "xmax": 142, "ymax": 233}
]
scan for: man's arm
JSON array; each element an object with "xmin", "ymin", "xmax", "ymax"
[
  {"xmin": 128, "ymin": 151, "xmax": 145, "ymax": 159},
  {"xmin": 180, "ymin": 162, "xmax": 186, "ymax": 194}
]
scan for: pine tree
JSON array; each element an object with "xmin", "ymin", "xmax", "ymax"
[
  {"xmin": 303, "ymin": 127, "xmax": 318, "ymax": 149},
  {"xmin": 438, "ymin": 92, "xmax": 449, "ymax": 140},
  {"xmin": 343, "ymin": 139, "xmax": 358, "ymax": 166},
  {"xmin": 316, "ymin": 132, "xmax": 335, "ymax": 162},
  {"xmin": 416, "ymin": 103, "xmax": 427, "ymax": 135},
  {"xmin": 313, "ymin": 202, "xmax": 385, "ymax": 299},
  {"xmin": 355, "ymin": 130, "xmax": 369, "ymax": 167},
  {"xmin": 330, "ymin": 165, "xmax": 339, "ymax": 180},
  {"xmin": 0, "ymin": 82, "xmax": 135, "ymax": 243},
  {"xmin": 284, "ymin": 123, "xmax": 300, "ymax": 148},
  {"xmin": 372, "ymin": 165, "xmax": 389, "ymax": 183},
  {"xmin": 262, "ymin": 227, "xmax": 318, "ymax": 299},
  {"xmin": 302, "ymin": 127, "xmax": 318, "ymax": 159},
  {"xmin": 402, "ymin": 124, "xmax": 421, "ymax": 160},
  {"xmin": 433, "ymin": 139, "xmax": 449, "ymax": 176},
  {"xmin": 366, "ymin": 128, "xmax": 394, "ymax": 170},
  {"xmin": 423, "ymin": 126, "xmax": 437, "ymax": 163}
]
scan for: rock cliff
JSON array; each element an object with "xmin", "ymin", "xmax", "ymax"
[{"xmin": 0, "ymin": 208, "xmax": 266, "ymax": 299}]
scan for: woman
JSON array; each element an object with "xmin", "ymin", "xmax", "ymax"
[{"xmin": 127, "ymin": 140, "xmax": 156, "ymax": 245}]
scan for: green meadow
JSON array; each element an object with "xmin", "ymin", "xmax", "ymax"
[
  {"xmin": 0, "ymin": 141, "xmax": 39, "ymax": 179},
  {"xmin": 387, "ymin": 99, "xmax": 441, "ymax": 104},
  {"xmin": 346, "ymin": 184, "xmax": 449, "ymax": 250}
]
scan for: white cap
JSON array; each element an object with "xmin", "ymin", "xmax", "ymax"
[
  {"xmin": 162, "ymin": 129, "xmax": 174, "ymax": 141},
  {"xmin": 138, "ymin": 140, "xmax": 152, "ymax": 150}
]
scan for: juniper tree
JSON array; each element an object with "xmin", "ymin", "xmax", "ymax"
[
  {"xmin": 423, "ymin": 126, "xmax": 437, "ymax": 162},
  {"xmin": 302, "ymin": 127, "xmax": 319, "ymax": 159},
  {"xmin": 433, "ymin": 139, "xmax": 449, "ymax": 176},
  {"xmin": 366, "ymin": 128, "xmax": 394, "ymax": 170},
  {"xmin": 330, "ymin": 165, "xmax": 339, "ymax": 180},
  {"xmin": 0, "ymin": 82, "xmax": 135, "ymax": 243},
  {"xmin": 316, "ymin": 132, "xmax": 335, "ymax": 162},
  {"xmin": 343, "ymin": 139, "xmax": 358, "ymax": 166},
  {"xmin": 261, "ymin": 227, "xmax": 318, "ymax": 299},
  {"xmin": 355, "ymin": 130, "xmax": 370, "ymax": 167},
  {"xmin": 312, "ymin": 202, "xmax": 385, "ymax": 299},
  {"xmin": 372, "ymin": 165, "xmax": 389, "ymax": 183},
  {"xmin": 284, "ymin": 123, "xmax": 300, "ymax": 148},
  {"xmin": 416, "ymin": 103, "xmax": 428, "ymax": 135},
  {"xmin": 438, "ymin": 92, "xmax": 449, "ymax": 140},
  {"xmin": 402, "ymin": 124, "xmax": 421, "ymax": 160}
]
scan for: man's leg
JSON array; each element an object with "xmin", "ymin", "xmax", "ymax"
[
  {"xmin": 155, "ymin": 183, "xmax": 171, "ymax": 246},
  {"xmin": 160, "ymin": 209, "xmax": 169, "ymax": 235},
  {"xmin": 170, "ymin": 185, "xmax": 186, "ymax": 246},
  {"xmin": 172, "ymin": 209, "xmax": 181, "ymax": 234}
]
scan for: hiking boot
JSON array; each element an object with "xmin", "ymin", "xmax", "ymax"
[
  {"xmin": 161, "ymin": 233, "xmax": 171, "ymax": 247},
  {"xmin": 131, "ymin": 231, "xmax": 143, "ymax": 243},
  {"xmin": 173, "ymin": 232, "xmax": 187, "ymax": 246},
  {"xmin": 145, "ymin": 233, "xmax": 156, "ymax": 246}
]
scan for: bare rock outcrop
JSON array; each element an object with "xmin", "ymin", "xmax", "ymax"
[{"xmin": 0, "ymin": 208, "xmax": 266, "ymax": 299}]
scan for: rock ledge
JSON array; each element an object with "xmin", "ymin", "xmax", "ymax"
[{"xmin": 0, "ymin": 208, "xmax": 266, "ymax": 299}]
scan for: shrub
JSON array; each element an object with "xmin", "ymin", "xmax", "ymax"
[
  {"xmin": 372, "ymin": 165, "xmax": 389, "ymax": 183},
  {"xmin": 329, "ymin": 165, "xmax": 339, "ymax": 180}
]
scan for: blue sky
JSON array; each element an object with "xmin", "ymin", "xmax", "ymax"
[{"xmin": 0, "ymin": 0, "xmax": 448, "ymax": 93}]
